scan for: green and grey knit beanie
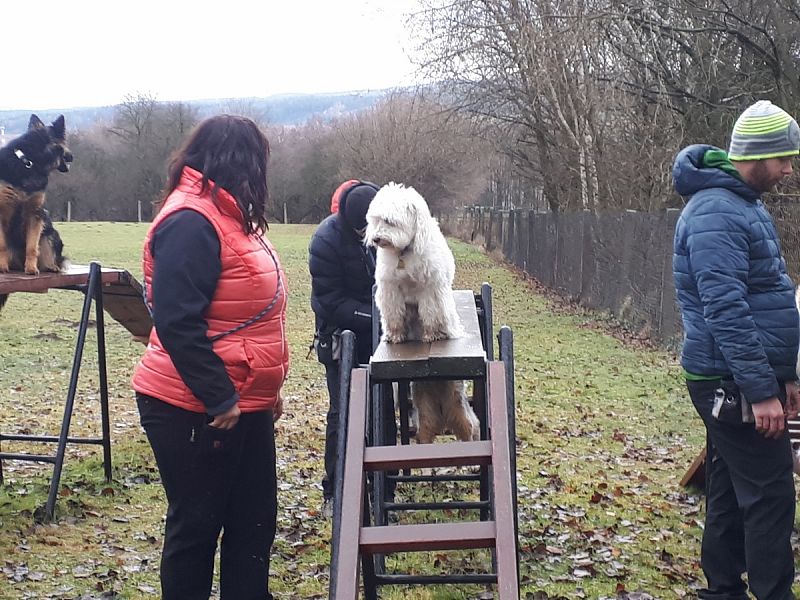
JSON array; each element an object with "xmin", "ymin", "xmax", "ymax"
[{"xmin": 728, "ymin": 100, "xmax": 800, "ymax": 161}]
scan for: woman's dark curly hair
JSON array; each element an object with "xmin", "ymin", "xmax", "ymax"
[{"xmin": 158, "ymin": 114, "xmax": 270, "ymax": 235}]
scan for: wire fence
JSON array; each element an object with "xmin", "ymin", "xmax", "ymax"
[{"xmin": 441, "ymin": 205, "xmax": 800, "ymax": 349}]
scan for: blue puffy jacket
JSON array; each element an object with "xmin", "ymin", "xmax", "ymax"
[{"xmin": 672, "ymin": 144, "xmax": 799, "ymax": 403}]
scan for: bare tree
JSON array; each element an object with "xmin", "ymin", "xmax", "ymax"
[
  {"xmin": 220, "ymin": 98, "xmax": 270, "ymax": 127},
  {"xmin": 267, "ymin": 119, "xmax": 341, "ymax": 223},
  {"xmin": 46, "ymin": 95, "xmax": 199, "ymax": 221},
  {"xmin": 411, "ymin": 0, "xmax": 609, "ymax": 212},
  {"xmin": 411, "ymin": 0, "xmax": 800, "ymax": 213},
  {"xmin": 332, "ymin": 90, "xmax": 491, "ymax": 210}
]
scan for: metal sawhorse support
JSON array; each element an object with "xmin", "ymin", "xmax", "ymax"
[
  {"xmin": 0, "ymin": 262, "xmax": 120, "ymax": 521},
  {"xmin": 329, "ymin": 284, "xmax": 519, "ymax": 598}
]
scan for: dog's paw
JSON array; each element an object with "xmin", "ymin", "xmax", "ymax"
[
  {"xmin": 422, "ymin": 329, "xmax": 447, "ymax": 343},
  {"xmin": 384, "ymin": 330, "xmax": 407, "ymax": 344},
  {"xmin": 24, "ymin": 263, "xmax": 40, "ymax": 276}
]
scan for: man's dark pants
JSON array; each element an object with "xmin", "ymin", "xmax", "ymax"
[
  {"xmin": 687, "ymin": 380, "xmax": 795, "ymax": 600},
  {"xmin": 137, "ymin": 394, "xmax": 277, "ymax": 600}
]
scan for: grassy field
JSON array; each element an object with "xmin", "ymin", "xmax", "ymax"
[{"xmin": 0, "ymin": 222, "xmax": 795, "ymax": 599}]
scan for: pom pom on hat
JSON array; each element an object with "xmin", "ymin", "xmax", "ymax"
[{"xmin": 728, "ymin": 100, "xmax": 800, "ymax": 161}]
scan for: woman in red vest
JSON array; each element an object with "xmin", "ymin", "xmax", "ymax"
[{"xmin": 132, "ymin": 115, "xmax": 288, "ymax": 600}]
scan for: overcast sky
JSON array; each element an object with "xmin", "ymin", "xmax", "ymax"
[{"xmin": 1, "ymin": 0, "xmax": 423, "ymax": 111}]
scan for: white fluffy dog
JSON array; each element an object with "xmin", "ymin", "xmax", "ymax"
[
  {"xmin": 365, "ymin": 182, "xmax": 479, "ymax": 443},
  {"xmin": 365, "ymin": 182, "xmax": 462, "ymax": 344}
]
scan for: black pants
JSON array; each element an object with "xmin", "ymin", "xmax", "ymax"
[
  {"xmin": 322, "ymin": 359, "xmax": 344, "ymax": 500},
  {"xmin": 137, "ymin": 394, "xmax": 277, "ymax": 600},
  {"xmin": 687, "ymin": 380, "xmax": 795, "ymax": 600}
]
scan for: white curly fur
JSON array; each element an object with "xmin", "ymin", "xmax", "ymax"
[
  {"xmin": 365, "ymin": 182, "xmax": 463, "ymax": 344},
  {"xmin": 366, "ymin": 182, "xmax": 478, "ymax": 443}
]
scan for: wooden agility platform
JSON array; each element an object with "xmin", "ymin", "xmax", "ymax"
[
  {"xmin": 369, "ymin": 290, "xmax": 486, "ymax": 381},
  {"xmin": 0, "ymin": 262, "xmax": 149, "ymax": 520},
  {"xmin": 0, "ymin": 265, "xmax": 152, "ymax": 342},
  {"xmin": 332, "ymin": 285, "xmax": 520, "ymax": 597}
]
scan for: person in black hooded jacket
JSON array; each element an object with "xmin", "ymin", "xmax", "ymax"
[{"xmin": 308, "ymin": 180, "xmax": 379, "ymax": 515}]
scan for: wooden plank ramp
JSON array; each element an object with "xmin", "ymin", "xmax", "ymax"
[
  {"xmin": 333, "ymin": 361, "xmax": 519, "ymax": 599},
  {"xmin": 369, "ymin": 290, "xmax": 486, "ymax": 380},
  {"xmin": 0, "ymin": 265, "xmax": 152, "ymax": 342}
]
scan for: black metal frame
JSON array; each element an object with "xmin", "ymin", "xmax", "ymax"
[
  {"xmin": 328, "ymin": 282, "xmax": 519, "ymax": 595},
  {"xmin": 0, "ymin": 262, "xmax": 112, "ymax": 521}
]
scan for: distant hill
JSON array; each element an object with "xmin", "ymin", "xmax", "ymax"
[{"xmin": 0, "ymin": 90, "xmax": 391, "ymax": 136}]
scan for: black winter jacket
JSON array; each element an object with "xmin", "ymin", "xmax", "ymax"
[{"xmin": 308, "ymin": 208, "xmax": 376, "ymax": 349}]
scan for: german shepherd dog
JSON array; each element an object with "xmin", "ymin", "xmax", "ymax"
[{"xmin": 0, "ymin": 114, "xmax": 72, "ymax": 308}]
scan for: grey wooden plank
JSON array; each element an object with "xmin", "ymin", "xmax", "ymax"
[
  {"xmin": 370, "ymin": 290, "xmax": 486, "ymax": 380},
  {"xmin": 102, "ymin": 293, "xmax": 152, "ymax": 340},
  {"xmin": 488, "ymin": 361, "xmax": 520, "ymax": 598}
]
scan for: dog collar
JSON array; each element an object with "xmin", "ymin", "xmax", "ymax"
[
  {"xmin": 14, "ymin": 149, "xmax": 33, "ymax": 169},
  {"xmin": 397, "ymin": 244, "xmax": 412, "ymax": 270}
]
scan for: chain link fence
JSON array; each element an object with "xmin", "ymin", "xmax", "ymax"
[{"xmin": 441, "ymin": 205, "xmax": 800, "ymax": 349}]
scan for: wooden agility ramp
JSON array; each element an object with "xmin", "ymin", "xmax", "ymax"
[
  {"xmin": 0, "ymin": 264, "xmax": 152, "ymax": 341},
  {"xmin": 330, "ymin": 287, "xmax": 520, "ymax": 599},
  {"xmin": 0, "ymin": 263, "xmax": 151, "ymax": 520}
]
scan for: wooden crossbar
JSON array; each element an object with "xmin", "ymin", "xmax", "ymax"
[
  {"xmin": 363, "ymin": 441, "xmax": 492, "ymax": 471},
  {"xmin": 360, "ymin": 521, "xmax": 497, "ymax": 554}
]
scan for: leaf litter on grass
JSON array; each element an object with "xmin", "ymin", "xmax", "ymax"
[{"xmin": 2, "ymin": 224, "xmax": 799, "ymax": 599}]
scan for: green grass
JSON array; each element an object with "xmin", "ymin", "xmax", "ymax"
[{"xmin": 0, "ymin": 222, "xmax": 796, "ymax": 599}]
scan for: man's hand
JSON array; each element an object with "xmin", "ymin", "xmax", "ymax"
[
  {"xmin": 784, "ymin": 381, "xmax": 800, "ymax": 420},
  {"xmin": 752, "ymin": 397, "xmax": 785, "ymax": 439},
  {"xmin": 209, "ymin": 403, "xmax": 241, "ymax": 430}
]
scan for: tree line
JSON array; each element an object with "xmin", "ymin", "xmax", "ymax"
[
  {"xmin": 411, "ymin": 0, "xmax": 800, "ymax": 212},
  {"xmin": 45, "ymin": 0, "xmax": 800, "ymax": 221},
  {"xmin": 43, "ymin": 91, "xmax": 492, "ymax": 223}
]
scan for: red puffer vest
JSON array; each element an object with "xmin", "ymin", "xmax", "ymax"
[{"xmin": 132, "ymin": 166, "xmax": 289, "ymax": 413}]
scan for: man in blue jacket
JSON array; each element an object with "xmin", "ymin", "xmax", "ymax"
[
  {"xmin": 673, "ymin": 100, "xmax": 800, "ymax": 600},
  {"xmin": 309, "ymin": 180, "xmax": 379, "ymax": 517}
]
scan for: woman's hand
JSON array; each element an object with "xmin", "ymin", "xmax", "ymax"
[
  {"xmin": 273, "ymin": 393, "xmax": 284, "ymax": 422},
  {"xmin": 209, "ymin": 403, "xmax": 241, "ymax": 430}
]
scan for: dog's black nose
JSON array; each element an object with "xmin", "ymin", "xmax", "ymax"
[{"xmin": 64, "ymin": 151, "xmax": 74, "ymax": 163}]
